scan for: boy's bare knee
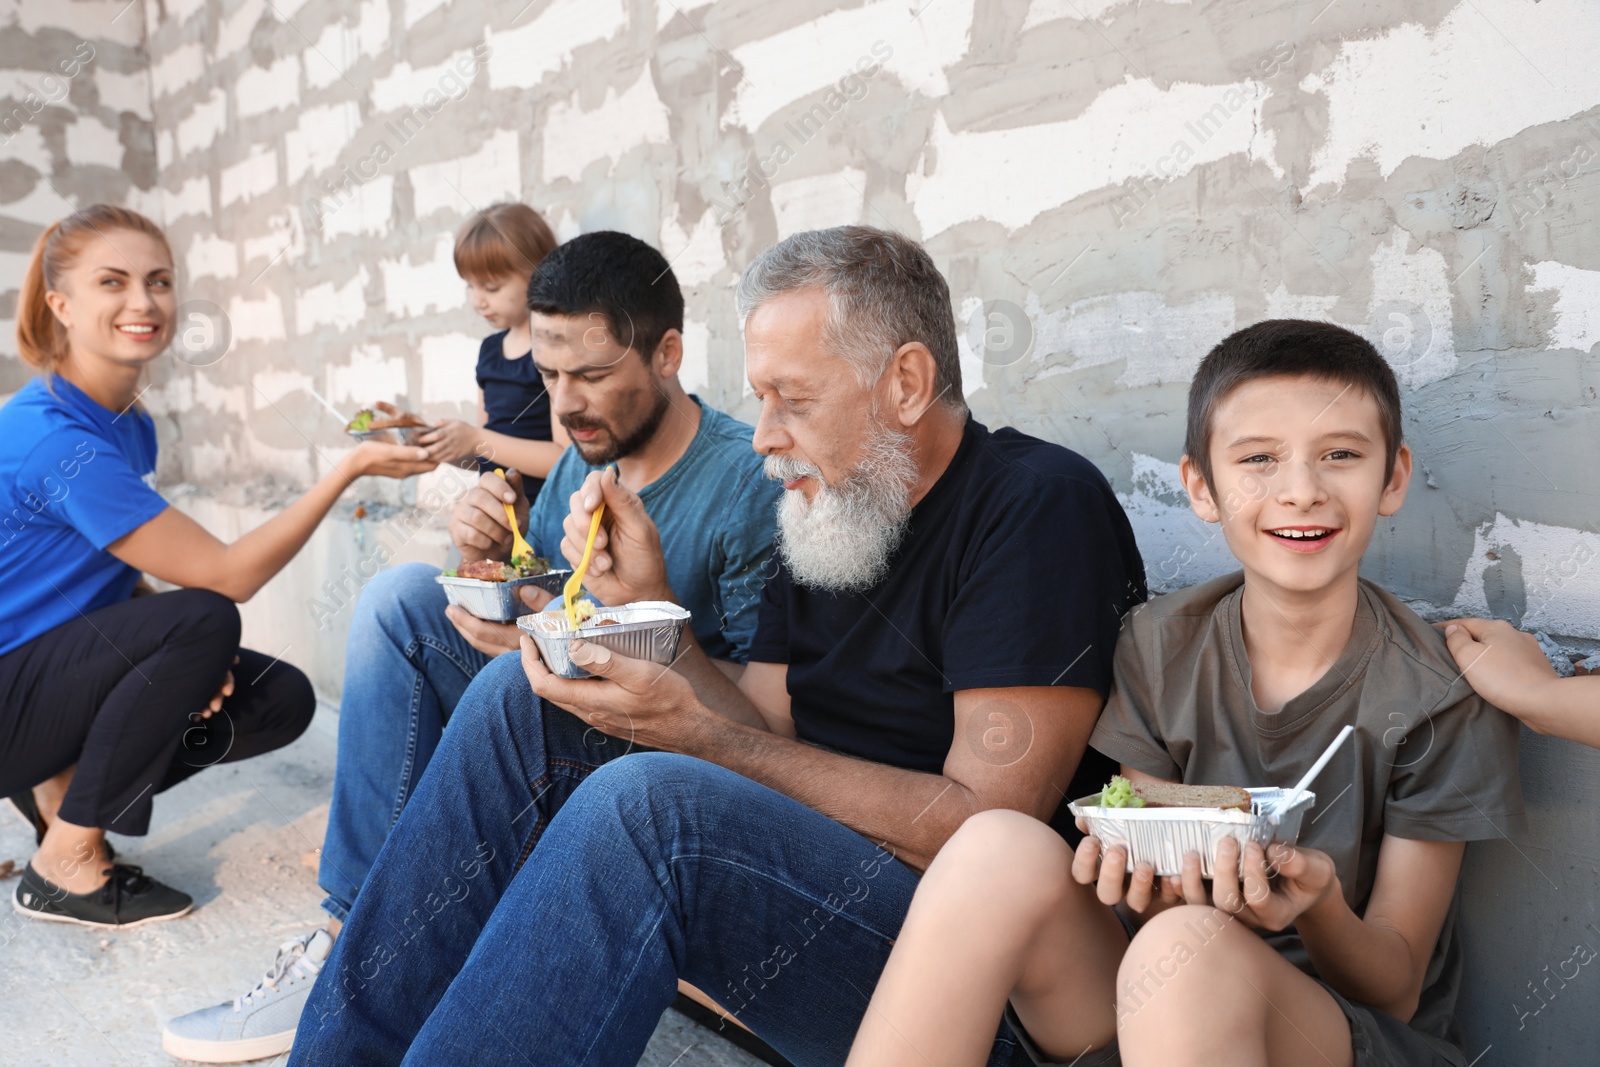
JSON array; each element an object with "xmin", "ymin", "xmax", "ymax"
[
  {"xmin": 928, "ymin": 809, "xmax": 1075, "ymax": 910},
  {"xmin": 1118, "ymin": 906, "xmax": 1245, "ymax": 1001}
]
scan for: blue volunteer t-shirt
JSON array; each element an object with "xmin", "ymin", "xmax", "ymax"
[
  {"xmin": 521, "ymin": 397, "xmax": 779, "ymax": 664},
  {"xmin": 0, "ymin": 375, "xmax": 169, "ymax": 656}
]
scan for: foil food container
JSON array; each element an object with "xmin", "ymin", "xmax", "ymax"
[
  {"xmin": 435, "ymin": 569, "xmax": 571, "ymax": 622},
  {"xmin": 517, "ymin": 601, "xmax": 691, "ymax": 679},
  {"xmin": 348, "ymin": 425, "xmax": 430, "ymax": 446},
  {"xmin": 1067, "ymin": 787, "xmax": 1317, "ymax": 877}
]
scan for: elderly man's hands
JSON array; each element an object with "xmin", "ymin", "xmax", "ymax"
[
  {"xmin": 561, "ymin": 469, "xmax": 672, "ymax": 606},
  {"xmin": 451, "ymin": 468, "xmax": 529, "ymax": 563},
  {"xmin": 521, "ymin": 634, "xmax": 707, "ymax": 752}
]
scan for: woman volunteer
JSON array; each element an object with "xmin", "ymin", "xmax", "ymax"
[{"xmin": 0, "ymin": 204, "xmax": 435, "ymax": 928}]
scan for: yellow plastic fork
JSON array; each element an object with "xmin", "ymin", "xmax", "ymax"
[
  {"xmin": 563, "ymin": 467, "xmax": 614, "ymax": 631},
  {"xmin": 492, "ymin": 468, "xmax": 536, "ymax": 564}
]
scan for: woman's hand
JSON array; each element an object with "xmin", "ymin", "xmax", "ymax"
[
  {"xmin": 344, "ymin": 440, "xmax": 437, "ymax": 480},
  {"xmin": 193, "ymin": 655, "xmax": 239, "ymax": 721},
  {"xmin": 418, "ymin": 419, "xmax": 485, "ymax": 465}
]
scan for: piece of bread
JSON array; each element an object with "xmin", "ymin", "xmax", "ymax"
[{"xmin": 1132, "ymin": 782, "xmax": 1251, "ymax": 811}]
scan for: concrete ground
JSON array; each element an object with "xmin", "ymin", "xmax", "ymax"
[{"xmin": 0, "ymin": 703, "xmax": 762, "ymax": 1067}]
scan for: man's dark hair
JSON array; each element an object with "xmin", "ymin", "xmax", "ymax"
[
  {"xmin": 1185, "ymin": 319, "xmax": 1403, "ymax": 489},
  {"xmin": 525, "ymin": 231, "xmax": 684, "ymax": 360}
]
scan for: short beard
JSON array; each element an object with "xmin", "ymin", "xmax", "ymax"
[
  {"xmin": 765, "ymin": 419, "xmax": 918, "ymax": 593},
  {"xmin": 565, "ymin": 389, "xmax": 671, "ymax": 466}
]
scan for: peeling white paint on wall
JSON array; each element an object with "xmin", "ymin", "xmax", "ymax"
[
  {"xmin": 229, "ymin": 290, "xmax": 288, "ymax": 345},
  {"xmin": 186, "ymin": 233, "xmax": 237, "ymax": 281},
  {"xmin": 1450, "ymin": 514, "xmax": 1600, "ymax": 641},
  {"xmin": 1022, "ymin": 0, "xmax": 1190, "ymax": 31},
  {"xmin": 411, "ymin": 129, "xmax": 522, "ymax": 220},
  {"xmin": 219, "ymin": 145, "xmax": 279, "ymax": 208},
  {"xmin": 379, "ymin": 235, "xmax": 458, "ymax": 317},
  {"xmin": 1301, "ymin": 0, "xmax": 1600, "ymax": 189},
  {"xmin": 326, "ymin": 344, "xmax": 408, "ymax": 406},
  {"xmin": 176, "ymin": 88, "xmax": 227, "ymax": 154},
  {"xmin": 162, "ymin": 174, "xmax": 212, "ymax": 223},
  {"xmin": 659, "ymin": 205, "xmax": 726, "ymax": 290},
  {"xmin": 1117, "ymin": 453, "xmax": 1237, "ymax": 593},
  {"xmin": 911, "ymin": 75, "xmax": 1278, "ymax": 236},
  {"xmin": 727, "ymin": 0, "xmax": 974, "ymax": 132},
  {"xmin": 235, "ymin": 56, "xmax": 302, "ymax": 119},
  {"xmin": 770, "ymin": 168, "xmax": 866, "ymax": 237},
  {"xmin": 1360, "ymin": 232, "xmax": 1456, "ymax": 391},
  {"xmin": 541, "ymin": 69, "xmax": 672, "ymax": 185},
  {"xmin": 296, "ymin": 267, "xmax": 370, "ymax": 335},
  {"xmin": 486, "ymin": 0, "xmax": 627, "ymax": 92},
  {"xmin": 284, "ymin": 102, "xmax": 360, "ymax": 183},
  {"xmin": 1526, "ymin": 261, "xmax": 1600, "ymax": 353},
  {"xmin": 64, "ymin": 117, "xmax": 124, "ymax": 168},
  {"xmin": 213, "ymin": 0, "xmax": 268, "ymax": 62},
  {"xmin": 419, "ymin": 333, "xmax": 481, "ymax": 405},
  {"xmin": 1029, "ymin": 290, "xmax": 1236, "ymax": 389},
  {"xmin": 320, "ymin": 176, "xmax": 395, "ymax": 241}
]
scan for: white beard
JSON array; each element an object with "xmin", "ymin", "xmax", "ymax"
[{"xmin": 765, "ymin": 420, "xmax": 918, "ymax": 593}]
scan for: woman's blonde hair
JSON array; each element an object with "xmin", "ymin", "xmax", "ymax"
[
  {"xmin": 453, "ymin": 202, "xmax": 558, "ymax": 283},
  {"xmin": 16, "ymin": 204, "xmax": 173, "ymax": 372}
]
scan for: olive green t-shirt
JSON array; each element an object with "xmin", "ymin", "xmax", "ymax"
[{"xmin": 1089, "ymin": 571, "xmax": 1526, "ymax": 1048}]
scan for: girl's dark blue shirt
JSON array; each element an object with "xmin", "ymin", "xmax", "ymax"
[{"xmin": 476, "ymin": 329, "xmax": 552, "ymax": 499}]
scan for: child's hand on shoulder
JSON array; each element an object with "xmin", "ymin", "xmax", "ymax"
[
  {"xmin": 1210, "ymin": 839, "xmax": 1338, "ymax": 932},
  {"xmin": 419, "ymin": 419, "xmax": 486, "ymax": 464},
  {"xmin": 1438, "ymin": 617, "xmax": 1561, "ymax": 721}
]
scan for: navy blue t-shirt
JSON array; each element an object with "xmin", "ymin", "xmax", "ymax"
[
  {"xmin": 748, "ymin": 418, "xmax": 1146, "ymax": 834},
  {"xmin": 476, "ymin": 329, "xmax": 553, "ymax": 498},
  {"xmin": 0, "ymin": 376, "xmax": 168, "ymax": 656}
]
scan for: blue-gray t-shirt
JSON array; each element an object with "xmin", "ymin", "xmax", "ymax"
[{"xmin": 523, "ymin": 397, "xmax": 778, "ymax": 663}]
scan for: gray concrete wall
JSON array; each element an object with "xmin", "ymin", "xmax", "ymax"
[{"xmin": 3, "ymin": 1, "xmax": 1598, "ymax": 1063}]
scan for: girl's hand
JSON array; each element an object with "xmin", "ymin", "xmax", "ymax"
[
  {"xmin": 1439, "ymin": 617, "xmax": 1563, "ymax": 721},
  {"xmin": 346, "ymin": 440, "xmax": 437, "ymax": 480},
  {"xmin": 418, "ymin": 419, "xmax": 485, "ymax": 464},
  {"xmin": 194, "ymin": 656, "xmax": 239, "ymax": 721},
  {"xmin": 1211, "ymin": 839, "xmax": 1337, "ymax": 932}
]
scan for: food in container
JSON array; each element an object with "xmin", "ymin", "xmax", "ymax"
[
  {"xmin": 435, "ymin": 558, "xmax": 570, "ymax": 622},
  {"xmin": 1070, "ymin": 776, "xmax": 1316, "ymax": 877},
  {"xmin": 346, "ymin": 408, "xmax": 430, "ymax": 445},
  {"xmin": 518, "ymin": 601, "xmax": 691, "ymax": 679}
]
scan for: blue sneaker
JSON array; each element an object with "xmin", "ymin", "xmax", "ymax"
[{"xmin": 161, "ymin": 929, "xmax": 332, "ymax": 1063}]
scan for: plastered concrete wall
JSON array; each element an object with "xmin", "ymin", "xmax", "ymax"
[{"xmin": 3, "ymin": 3, "xmax": 1598, "ymax": 1061}]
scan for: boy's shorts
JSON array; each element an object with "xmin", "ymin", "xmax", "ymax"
[{"xmin": 1003, "ymin": 908, "xmax": 1464, "ymax": 1067}]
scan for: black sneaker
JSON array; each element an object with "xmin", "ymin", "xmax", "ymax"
[
  {"xmin": 6, "ymin": 792, "xmax": 115, "ymax": 860},
  {"xmin": 13, "ymin": 862, "xmax": 193, "ymax": 928}
]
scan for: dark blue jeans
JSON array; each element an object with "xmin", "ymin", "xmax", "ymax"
[{"xmin": 291, "ymin": 653, "xmax": 1022, "ymax": 1066}]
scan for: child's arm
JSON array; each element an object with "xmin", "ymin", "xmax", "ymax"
[
  {"xmin": 1285, "ymin": 835, "xmax": 1463, "ymax": 1022},
  {"xmin": 1441, "ymin": 617, "xmax": 1600, "ymax": 747}
]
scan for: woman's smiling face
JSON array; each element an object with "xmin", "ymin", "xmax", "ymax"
[
  {"xmin": 1181, "ymin": 374, "xmax": 1412, "ymax": 597},
  {"xmin": 46, "ymin": 228, "xmax": 176, "ymax": 371}
]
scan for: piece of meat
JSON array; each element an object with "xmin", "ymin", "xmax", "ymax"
[{"xmin": 456, "ymin": 560, "xmax": 511, "ymax": 582}]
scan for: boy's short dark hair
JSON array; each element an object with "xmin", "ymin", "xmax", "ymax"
[
  {"xmin": 1185, "ymin": 319, "xmax": 1403, "ymax": 489},
  {"xmin": 525, "ymin": 231, "xmax": 684, "ymax": 361}
]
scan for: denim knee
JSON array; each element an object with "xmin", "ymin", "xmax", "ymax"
[{"xmin": 351, "ymin": 562, "xmax": 445, "ymax": 644}]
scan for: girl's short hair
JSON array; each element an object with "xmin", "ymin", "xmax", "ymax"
[
  {"xmin": 453, "ymin": 203, "xmax": 558, "ymax": 284},
  {"xmin": 17, "ymin": 204, "xmax": 172, "ymax": 373}
]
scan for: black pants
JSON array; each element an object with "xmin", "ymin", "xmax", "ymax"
[{"xmin": 0, "ymin": 588, "xmax": 315, "ymax": 836}]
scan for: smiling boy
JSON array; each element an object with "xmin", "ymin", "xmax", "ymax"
[{"xmin": 847, "ymin": 319, "xmax": 1526, "ymax": 1067}]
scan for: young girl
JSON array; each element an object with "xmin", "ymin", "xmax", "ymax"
[
  {"xmin": 413, "ymin": 202, "xmax": 569, "ymax": 502},
  {"xmin": 0, "ymin": 205, "xmax": 434, "ymax": 927}
]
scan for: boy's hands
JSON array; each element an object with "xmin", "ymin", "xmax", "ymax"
[
  {"xmin": 1439, "ymin": 617, "xmax": 1561, "ymax": 719},
  {"xmin": 1210, "ymin": 839, "xmax": 1338, "ymax": 932},
  {"xmin": 419, "ymin": 419, "xmax": 485, "ymax": 465},
  {"xmin": 1071, "ymin": 826, "xmax": 1337, "ymax": 931},
  {"xmin": 451, "ymin": 468, "xmax": 528, "ymax": 562},
  {"xmin": 560, "ymin": 468, "xmax": 672, "ymax": 606}
]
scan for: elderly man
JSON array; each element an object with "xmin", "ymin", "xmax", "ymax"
[{"xmin": 288, "ymin": 227, "xmax": 1146, "ymax": 1067}]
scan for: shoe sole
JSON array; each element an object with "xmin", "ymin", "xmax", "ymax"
[
  {"xmin": 11, "ymin": 892, "xmax": 194, "ymax": 929},
  {"xmin": 161, "ymin": 1029, "xmax": 294, "ymax": 1063}
]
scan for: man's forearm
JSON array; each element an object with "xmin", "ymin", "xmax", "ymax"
[{"xmin": 679, "ymin": 718, "xmax": 976, "ymax": 872}]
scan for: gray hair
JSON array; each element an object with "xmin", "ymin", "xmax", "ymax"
[{"xmin": 737, "ymin": 226, "xmax": 966, "ymax": 411}]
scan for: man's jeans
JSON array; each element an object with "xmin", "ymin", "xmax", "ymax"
[
  {"xmin": 319, "ymin": 562, "xmax": 494, "ymax": 921},
  {"xmin": 290, "ymin": 654, "xmax": 1023, "ymax": 1066}
]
